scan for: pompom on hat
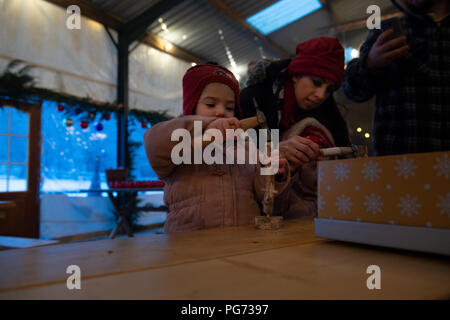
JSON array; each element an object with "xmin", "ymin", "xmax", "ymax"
[
  {"xmin": 280, "ymin": 37, "xmax": 345, "ymax": 131},
  {"xmin": 182, "ymin": 64, "xmax": 243, "ymax": 118}
]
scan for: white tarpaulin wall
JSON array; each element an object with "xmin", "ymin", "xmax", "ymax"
[{"xmin": 0, "ymin": 0, "xmax": 189, "ymax": 116}]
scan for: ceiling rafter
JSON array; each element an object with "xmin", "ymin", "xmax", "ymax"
[
  {"xmin": 322, "ymin": 11, "xmax": 403, "ymax": 34},
  {"xmin": 44, "ymin": 0, "xmax": 205, "ymax": 63},
  {"xmin": 205, "ymin": 0, "xmax": 291, "ymax": 58}
]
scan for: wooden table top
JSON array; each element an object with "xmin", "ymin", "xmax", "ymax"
[{"xmin": 0, "ymin": 219, "xmax": 449, "ymax": 299}]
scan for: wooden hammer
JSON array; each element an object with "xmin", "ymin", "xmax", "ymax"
[
  {"xmin": 193, "ymin": 113, "xmax": 267, "ymax": 147},
  {"xmin": 321, "ymin": 145, "xmax": 368, "ymax": 158}
]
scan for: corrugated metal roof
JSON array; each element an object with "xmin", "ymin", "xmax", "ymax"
[
  {"xmin": 88, "ymin": 0, "xmax": 162, "ymax": 22},
  {"xmin": 145, "ymin": 0, "xmax": 280, "ymax": 72},
  {"xmin": 82, "ymin": 0, "xmax": 401, "ymax": 76},
  {"xmin": 221, "ymin": 0, "xmax": 279, "ymax": 18}
]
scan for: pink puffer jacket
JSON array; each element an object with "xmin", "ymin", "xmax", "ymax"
[{"xmin": 144, "ymin": 116, "xmax": 290, "ymax": 233}]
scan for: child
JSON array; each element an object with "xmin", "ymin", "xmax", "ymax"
[{"xmin": 144, "ymin": 64, "xmax": 289, "ymax": 233}]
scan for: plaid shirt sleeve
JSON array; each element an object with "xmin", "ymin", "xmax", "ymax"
[{"xmin": 342, "ymin": 29, "xmax": 386, "ymax": 102}]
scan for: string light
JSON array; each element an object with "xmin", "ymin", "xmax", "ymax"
[
  {"xmin": 364, "ymin": 133, "xmax": 370, "ymax": 139},
  {"xmin": 356, "ymin": 127, "xmax": 362, "ymax": 133}
]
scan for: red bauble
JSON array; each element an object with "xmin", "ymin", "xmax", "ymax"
[
  {"xmin": 96, "ymin": 123, "xmax": 103, "ymax": 131},
  {"xmin": 57, "ymin": 105, "xmax": 64, "ymax": 112},
  {"xmin": 141, "ymin": 122, "xmax": 148, "ymax": 128},
  {"xmin": 80, "ymin": 121, "xmax": 89, "ymax": 129},
  {"xmin": 105, "ymin": 114, "xmax": 111, "ymax": 121}
]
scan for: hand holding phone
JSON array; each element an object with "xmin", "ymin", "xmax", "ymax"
[
  {"xmin": 366, "ymin": 18, "xmax": 409, "ymax": 69},
  {"xmin": 381, "ymin": 17, "xmax": 404, "ymax": 41}
]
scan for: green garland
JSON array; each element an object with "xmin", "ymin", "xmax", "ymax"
[{"xmin": 0, "ymin": 60, "xmax": 172, "ymax": 125}]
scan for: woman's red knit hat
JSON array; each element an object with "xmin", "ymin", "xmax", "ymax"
[
  {"xmin": 280, "ymin": 37, "xmax": 345, "ymax": 130},
  {"xmin": 182, "ymin": 64, "xmax": 243, "ymax": 118}
]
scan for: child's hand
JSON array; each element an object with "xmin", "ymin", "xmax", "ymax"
[{"xmin": 206, "ymin": 117, "xmax": 240, "ymax": 137}]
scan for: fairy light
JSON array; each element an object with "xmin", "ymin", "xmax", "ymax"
[{"xmin": 165, "ymin": 42, "xmax": 173, "ymax": 51}]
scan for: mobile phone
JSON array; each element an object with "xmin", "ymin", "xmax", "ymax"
[{"xmin": 381, "ymin": 17, "xmax": 404, "ymax": 41}]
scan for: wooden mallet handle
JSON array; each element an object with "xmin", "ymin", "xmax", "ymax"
[{"xmin": 193, "ymin": 116, "xmax": 260, "ymax": 147}]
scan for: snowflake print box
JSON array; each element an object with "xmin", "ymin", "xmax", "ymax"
[{"xmin": 315, "ymin": 151, "xmax": 450, "ymax": 255}]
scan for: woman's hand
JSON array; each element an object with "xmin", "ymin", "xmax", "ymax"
[
  {"xmin": 205, "ymin": 117, "xmax": 240, "ymax": 137},
  {"xmin": 279, "ymin": 136, "xmax": 321, "ymax": 173}
]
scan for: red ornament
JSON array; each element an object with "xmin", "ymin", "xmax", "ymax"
[
  {"xmin": 96, "ymin": 123, "xmax": 103, "ymax": 131},
  {"xmin": 141, "ymin": 122, "xmax": 148, "ymax": 128},
  {"xmin": 57, "ymin": 105, "xmax": 64, "ymax": 112},
  {"xmin": 80, "ymin": 121, "xmax": 89, "ymax": 129},
  {"xmin": 105, "ymin": 114, "xmax": 111, "ymax": 121}
]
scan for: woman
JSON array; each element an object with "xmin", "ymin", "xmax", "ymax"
[{"xmin": 240, "ymin": 37, "xmax": 351, "ymax": 218}]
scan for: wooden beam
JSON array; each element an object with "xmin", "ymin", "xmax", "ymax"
[
  {"xmin": 44, "ymin": 0, "xmax": 123, "ymax": 29},
  {"xmin": 140, "ymin": 33, "xmax": 205, "ymax": 64},
  {"xmin": 319, "ymin": 0, "xmax": 340, "ymax": 27},
  {"xmin": 321, "ymin": 12, "xmax": 404, "ymax": 34},
  {"xmin": 122, "ymin": 0, "xmax": 184, "ymax": 44},
  {"xmin": 43, "ymin": 0, "xmax": 204, "ymax": 64},
  {"xmin": 205, "ymin": 0, "xmax": 291, "ymax": 58}
]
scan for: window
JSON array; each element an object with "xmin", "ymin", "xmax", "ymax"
[
  {"xmin": 128, "ymin": 117, "xmax": 158, "ymax": 181},
  {"xmin": 246, "ymin": 0, "xmax": 322, "ymax": 35},
  {"xmin": 40, "ymin": 101, "xmax": 158, "ymax": 194},
  {"xmin": 40, "ymin": 100, "xmax": 117, "ymax": 193},
  {"xmin": 0, "ymin": 106, "xmax": 29, "ymax": 192}
]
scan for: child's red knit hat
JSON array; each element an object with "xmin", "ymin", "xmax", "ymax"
[
  {"xmin": 280, "ymin": 37, "xmax": 345, "ymax": 130},
  {"xmin": 182, "ymin": 64, "xmax": 243, "ymax": 118}
]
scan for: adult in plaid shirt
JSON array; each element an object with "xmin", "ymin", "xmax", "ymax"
[{"xmin": 343, "ymin": 0, "xmax": 449, "ymax": 155}]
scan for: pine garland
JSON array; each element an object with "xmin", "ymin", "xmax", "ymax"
[{"xmin": 0, "ymin": 60, "xmax": 172, "ymax": 125}]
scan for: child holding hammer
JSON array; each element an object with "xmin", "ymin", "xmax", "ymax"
[{"xmin": 144, "ymin": 64, "xmax": 289, "ymax": 233}]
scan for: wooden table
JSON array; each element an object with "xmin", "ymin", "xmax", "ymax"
[
  {"xmin": 0, "ymin": 219, "xmax": 449, "ymax": 299},
  {"xmin": 80, "ymin": 188, "xmax": 165, "ymax": 239}
]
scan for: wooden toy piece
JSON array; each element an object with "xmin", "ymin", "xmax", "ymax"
[
  {"xmin": 255, "ymin": 216, "xmax": 283, "ymax": 230},
  {"xmin": 193, "ymin": 114, "xmax": 267, "ymax": 148},
  {"xmin": 321, "ymin": 145, "xmax": 368, "ymax": 158}
]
